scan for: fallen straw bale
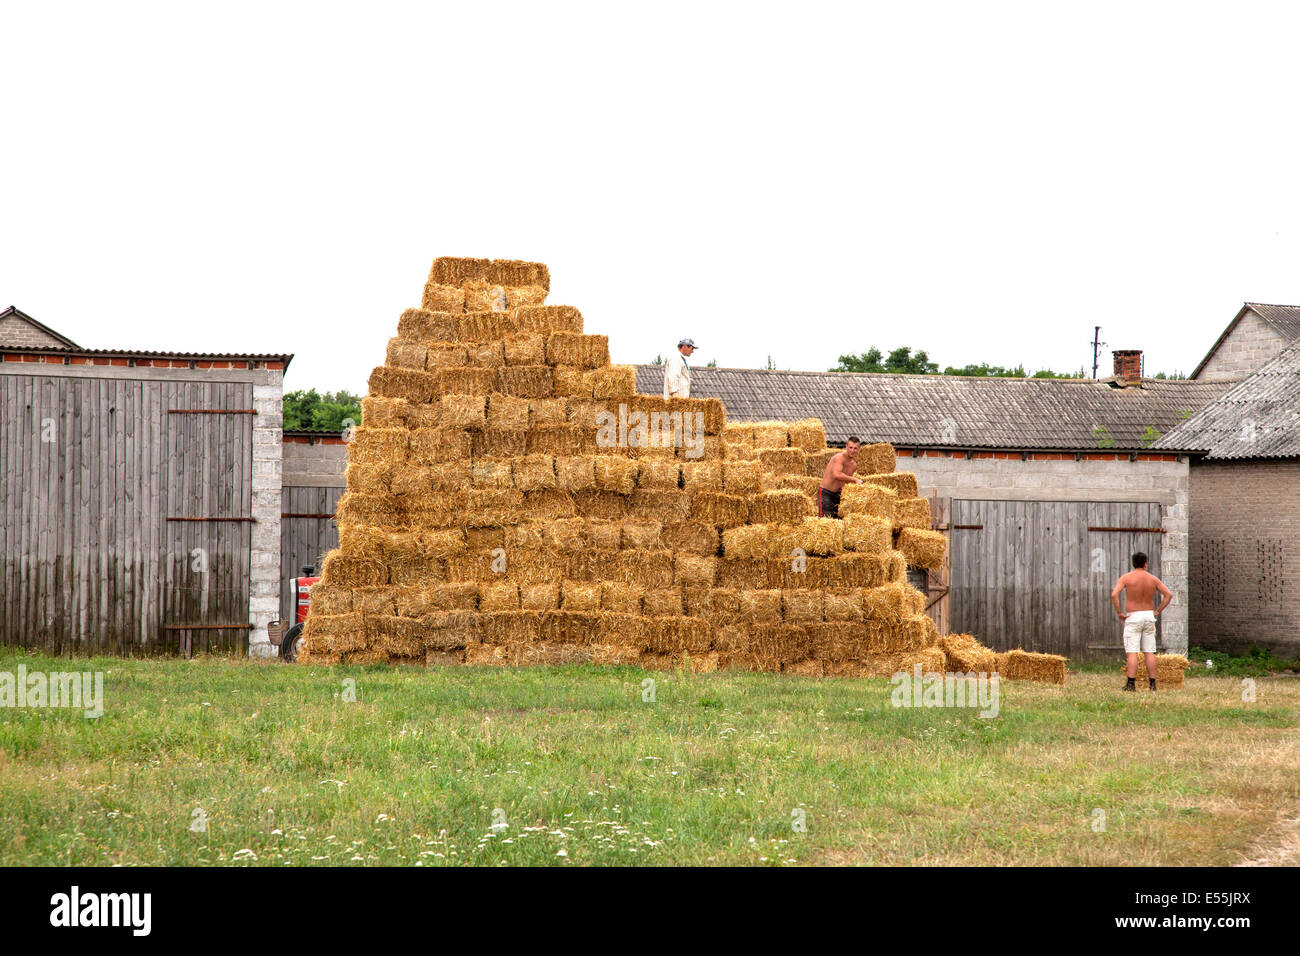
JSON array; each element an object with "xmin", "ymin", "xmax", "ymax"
[
  {"xmin": 996, "ymin": 649, "xmax": 1067, "ymax": 684},
  {"xmin": 896, "ymin": 527, "xmax": 947, "ymax": 570},
  {"xmin": 939, "ymin": 634, "xmax": 999, "ymax": 673}
]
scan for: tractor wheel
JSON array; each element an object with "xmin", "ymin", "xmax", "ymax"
[{"xmin": 280, "ymin": 622, "xmax": 306, "ymax": 663}]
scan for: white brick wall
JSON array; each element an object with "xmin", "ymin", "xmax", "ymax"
[
  {"xmin": 249, "ymin": 374, "xmax": 284, "ymax": 657},
  {"xmin": 1196, "ymin": 312, "xmax": 1289, "ymax": 381}
]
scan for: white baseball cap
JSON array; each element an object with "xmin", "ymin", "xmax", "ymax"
[{"xmin": 678, "ymin": 337, "xmax": 697, "ymax": 347}]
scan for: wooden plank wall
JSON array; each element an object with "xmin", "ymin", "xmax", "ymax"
[
  {"xmin": 950, "ymin": 499, "xmax": 1164, "ymax": 659},
  {"xmin": 0, "ymin": 373, "xmax": 253, "ymax": 655},
  {"xmin": 278, "ymin": 486, "xmax": 342, "ymax": 623}
]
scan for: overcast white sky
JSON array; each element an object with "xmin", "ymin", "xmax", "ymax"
[{"xmin": 4, "ymin": 1, "xmax": 1299, "ymax": 391}]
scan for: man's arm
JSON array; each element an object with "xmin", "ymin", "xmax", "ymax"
[
  {"xmin": 662, "ymin": 356, "xmax": 679, "ymax": 398},
  {"xmin": 1110, "ymin": 577, "xmax": 1127, "ymax": 620},
  {"xmin": 1154, "ymin": 578, "xmax": 1173, "ymax": 616}
]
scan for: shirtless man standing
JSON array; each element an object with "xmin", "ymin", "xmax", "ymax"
[
  {"xmin": 1110, "ymin": 552, "xmax": 1173, "ymax": 691},
  {"xmin": 818, "ymin": 436, "xmax": 864, "ymax": 519}
]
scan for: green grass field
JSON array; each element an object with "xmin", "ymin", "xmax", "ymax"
[{"xmin": 1, "ymin": 649, "xmax": 1297, "ymax": 866}]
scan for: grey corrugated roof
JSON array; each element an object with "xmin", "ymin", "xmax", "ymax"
[
  {"xmin": 1154, "ymin": 344, "xmax": 1300, "ymax": 460},
  {"xmin": 1246, "ymin": 302, "xmax": 1300, "ymax": 342},
  {"xmin": 636, "ymin": 365, "xmax": 1231, "ymax": 452}
]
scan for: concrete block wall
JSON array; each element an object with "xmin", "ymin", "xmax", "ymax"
[
  {"xmin": 283, "ymin": 437, "xmax": 348, "ymax": 488},
  {"xmin": 1188, "ymin": 460, "xmax": 1300, "ymax": 654},
  {"xmin": 1196, "ymin": 312, "xmax": 1289, "ymax": 381},
  {"xmin": 249, "ymin": 372, "xmax": 284, "ymax": 657},
  {"xmin": 903, "ymin": 454, "xmax": 1191, "ymax": 653}
]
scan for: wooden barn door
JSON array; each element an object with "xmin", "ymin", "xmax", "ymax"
[
  {"xmin": 950, "ymin": 500, "xmax": 1164, "ymax": 660},
  {"xmin": 279, "ymin": 486, "xmax": 342, "ymax": 623},
  {"xmin": 161, "ymin": 383, "xmax": 254, "ymax": 656}
]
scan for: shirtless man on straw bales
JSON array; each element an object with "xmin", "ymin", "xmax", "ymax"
[
  {"xmin": 817, "ymin": 437, "xmax": 863, "ymax": 519},
  {"xmin": 1111, "ymin": 552, "xmax": 1173, "ymax": 692}
]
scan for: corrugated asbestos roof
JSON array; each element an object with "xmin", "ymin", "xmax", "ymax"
[
  {"xmin": 1155, "ymin": 344, "xmax": 1300, "ymax": 460},
  {"xmin": 635, "ymin": 365, "xmax": 1232, "ymax": 452}
]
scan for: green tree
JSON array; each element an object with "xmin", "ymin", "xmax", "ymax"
[
  {"xmin": 832, "ymin": 347, "xmax": 936, "ymax": 374},
  {"xmin": 283, "ymin": 389, "xmax": 363, "ymax": 432}
]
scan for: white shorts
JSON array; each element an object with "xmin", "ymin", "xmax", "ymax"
[{"xmin": 1122, "ymin": 610, "xmax": 1157, "ymax": 654}]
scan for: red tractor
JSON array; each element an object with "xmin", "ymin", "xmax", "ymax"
[{"xmin": 271, "ymin": 565, "xmax": 318, "ymax": 662}]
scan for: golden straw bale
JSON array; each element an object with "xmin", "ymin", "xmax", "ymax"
[
  {"xmin": 857, "ymin": 442, "xmax": 897, "ymax": 474},
  {"xmin": 540, "ymin": 517, "xmax": 585, "ymax": 551},
  {"xmin": 545, "ymin": 332, "xmax": 609, "ymax": 368},
  {"xmin": 838, "ymin": 483, "xmax": 897, "ymax": 521},
  {"xmin": 512, "ymin": 454, "xmax": 557, "ymax": 492},
  {"xmin": 782, "ymin": 590, "xmax": 824, "ymax": 623},
  {"xmin": 438, "ymin": 395, "xmax": 486, "ymax": 429},
  {"xmin": 415, "ymin": 528, "xmax": 466, "ymax": 560},
  {"xmin": 751, "ymin": 422, "xmax": 789, "ymax": 449},
  {"xmin": 409, "ymin": 427, "xmax": 472, "ymax": 464},
  {"xmin": 803, "ymin": 448, "xmax": 836, "ymax": 478},
  {"xmin": 419, "ymin": 583, "xmax": 480, "ymax": 612},
  {"xmin": 368, "ymin": 366, "xmax": 438, "ymax": 405},
  {"xmin": 739, "ymin": 589, "xmax": 782, "ymax": 623},
  {"xmin": 637, "ymin": 458, "xmax": 681, "ymax": 489},
  {"xmin": 586, "ymin": 365, "xmax": 636, "ymax": 399},
  {"xmin": 512, "ymin": 304, "xmax": 581, "ymax": 335},
  {"xmin": 406, "ymin": 404, "xmax": 444, "ymax": 429},
  {"xmin": 613, "ymin": 550, "xmax": 674, "ymax": 588},
  {"xmin": 786, "ymin": 419, "xmax": 827, "ymax": 452},
  {"xmin": 472, "ymin": 428, "xmax": 527, "ymax": 459},
  {"xmin": 775, "ymin": 557, "xmax": 843, "ymax": 589},
  {"xmin": 345, "ymin": 461, "xmax": 392, "ymax": 495},
  {"xmin": 623, "ymin": 489, "xmax": 690, "ymax": 521},
  {"xmin": 426, "ymin": 344, "xmax": 469, "ymax": 369},
  {"xmin": 642, "ymin": 589, "xmax": 684, "ymax": 616},
  {"xmin": 347, "ymin": 427, "xmax": 409, "ymax": 465},
  {"xmin": 897, "ymin": 528, "xmax": 947, "ymax": 570},
  {"xmin": 824, "ymin": 592, "xmax": 863, "ymax": 622},
  {"xmin": 528, "ymin": 425, "xmax": 591, "ymax": 456},
  {"xmin": 620, "ymin": 518, "xmax": 663, "ymax": 549},
  {"xmin": 843, "ymin": 514, "xmax": 893, "ymax": 553},
  {"xmin": 722, "ymin": 460, "xmax": 763, "ymax": 494},
  {"xmin": 573, "ymin": 489, "xmax": 628, "ymax": 519},
  {"xmin": 552, "ymin": 365, "xmax": 589, "ymax": 398},
  {"xmin": 577, "ymin": 522, "xmax": 619, "ymax": 554},
  {"xmin": 940, "ymin": 634, "xmax": 999, "ymax": 673},
  {"xmin": 861, "ymin": 472, "xmax": 920, "ymax": 497},
  {"xmin": 470, "ymin": 460, "xmax": 512, "ymax": 488},
  {"xmin": 1134, "ymin": 654, "xmax": 1189, "ymax": 687},
  {"xmin": 594, "ymin": 456, "xmax": 639, "ymax": 494},
  {"xmin": 752, "ymin": 623, "xmax": 812, "ymax": 667},
  {"xmin": 716, "ymin": 559, "xmax": 769, "ymax": 589},
  {"xmin": 562, "ymin": 581, "xmax": 602, "ymax": 612},
  {"xmin": 675, "ymin": 435, "xmax": 721, "ymax": 461},
  {"xmin": 887, "ymin": 550, "xmax": 907, "ymax": 581},
  {"xmin": 334, "ymin": 493, "xmax": 400, "ymax": 527},
  {"xmin": 398, "ymin": 307, "xmax": 457, "ymax": 343},
  {"xmin": 367, "ymin": 615, "xmax": 427, "ymax": 658},
  {"xmin": 464, "ymin": 642, "xmax": 511, "ymax": 667},
  {"xmin": 681, "ymin": 460, "xmax": 722, "ymax": 492},
  {"xmin": 466, "ymin": 340, "xmax": 505, "ymax": 367},
  {"xmin": 301, "ymin": 612, "xmax": 367, "ymax": 655},
  {"xmin": 691, "ymin": 493, "xmax": 750, "ymax": 528},
  {"xmin": 426, "ymin": 649, "xmax": 466, "ymax": 667},
  {"xmin": 503, "ymin": 333, "xmax": 545, "ymax": 366},
  {"xmin": 894, "ymin": 497, "xmax": 932, "ymax": 531},
  {"xmin": 839, "ymin": 553, "xmax": 892, "ymax": 588},
  {"xmin": 529, "ymin": 398, "xmax": 568, "ymax": 426},
  {"xmin": 520, "ymin": 583, "xmax": 560, "ymax": 611},
  {"xmin": 493, "ymin": 365, "xmax": 554, "ymax": 398},
  {"xmin": 748, "ymin": 489, "xmax": 807, "ymax": 524},
  {"xmin": 464, "ymin": 488, "xmax": 524, "ymax": 527},
  {"xmin": 486, "ymin": 393, "xmax": 529, "ymax": 430},
  {"xmin": 690, "ymin": 397, "xmax": 726, "ymax": 435},
  {"xmin": 646, "ymin": 619, "xmax": 713, "ymax": 655},
  {"xmin": 360, "ymin": 396, "xmax": 410, "ymax": 429},
  {"xmin": 566, "ymin": 398, "xmax": 611, "ymax": 427},
  {"xmin": 486, "ymin": 259, "xmax": 550, "ymax": 290},
  {"xmin": 308, "ymin": 583, "xmax": 351, "ymax": 615},
  {"xmin": 600, "ymin": 582, "xmax": 643, "ymax": 614},
  {"xmin": 724, "ymin": 439, "xmax": 756, "ymax": 460},
  {"xmin": 592, "ymin": 643, "xmax": 643, "ymax": 666},
  {"xmin": 463, "ymin": 281, "xmax": 547, "ymax": 314},
  {"xmin": 522, "ymin": 489, "xmax": 576, "ymax": 520},
  {"xmin": 436, "ymin": 366, "xmax": 499, "ymax": 396},
  {"xmin": 724, "ymin": 423, "xmax": 755, "ymax": 443},
  {"xmin": 555, "ymin": 455, "xmax": 595, "ymax": 491},
  {"xmin": 770, "ymin": 475, "xmax": 821, "ymax": 500},
  {"xmin": 996, "ymin": 649, "xmax": 1067, "ymax": 685},
  {"xmin": 720, "ymin": 525, "xmax": 764, "ymax": 560},
  {"xmin": 350, "ymin": 587, "xmax": 397, "ymax": 617},
  {"xmin": 453, "ymin": 311, "xmax": 511, "ymax": 342},
  {"xmin": 674, "ymin": 554, "xmax": 717, "ymax": 586},
  {"xmin": 661, "ymin": 520, "xmax": 719, "ymax": 555},
  {"xmin": 428, "ymin": 256, "xmax": 491, "ymax": 286}
]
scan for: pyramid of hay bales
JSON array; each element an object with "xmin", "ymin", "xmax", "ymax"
[{"xmin": 301, "ymin": 256, "xmax": 1063, "ymax": 683}]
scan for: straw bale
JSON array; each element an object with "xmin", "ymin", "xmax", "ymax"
[
  {"xmin": 586, "ymin": 365, "xmax": 636, "ymax": 399},
  {"xmin": 522, "ymin": 489, "xmax": 576, "ymax": 520},
  {"xmin": 409, "ymin": 427, "xmax": 472, "ymax": 464},
  {"xmin": 509, "ymin": 642, "xmax": 595, "ymax": 666},
  {"xmin": 512, "ymin": 304, "xmax": 582, "ymax": 335},
  {"xmin": 493, "ymin": 365, "xmax": 554, "ymax": 398},
  {"xmin": 996, "ymin": 649, "xmax": 1067, "ymax": 685},
  {"xmin": 552, "ymin": 455, "xmax": 595, "ymax": 492},
  {"xmin": 471, "ymin": 428, "xmax": 527, "ymax": 459},
  {"xmin": 467, "ymin": 340, "xmax": 506, "ymax": 367},
  {"xmin": 856, "ymin": 442, "xmax": 896, "ymax": 474},
  {"xmin": 369, "ymin": 367, "xmax": 436, "ymax": 404},
  {"xmin": 581, "ymin": 519, "xmax": 620, "ymax": 550},
  {"xmin": 453, "ymin": 311, "xmax": 511, "ymax": 342},
  {"xmin": 483, "ymin": 259, "xmax": 550, "ymax": 290},
  {"xmin": 397, "ymin": 307, "xmax": 457, "ymax": 343},
  {"xmin": 594, "ymin": 456, "xmax": 639, "ymax": 494},
  {"xmin": 529, "ymin": 397, "xmax": 568, "ymax": 426},
  {"xmin": 544, "ymin": 332, "xmax": 609, "ymax": 368},
  {"xmin": 860, "ymin": 472, "xmax": 920, "ymax": 497},
  {"xmin": 712, "ymin": 617, "xmax": 749, "ymax": 650},
  {"xmin": 674, "ymin": 435, "xmax": 721, "ymax": 461},
  {"xmin": 843, "ymin": 514, "xmax": 893, "ymax": 553},
  {"xmin": 519, "ymin": 583, "xmax": 560, "ymax": 612},
  {"xmin": 674, "ymin": 554, "xmax": 717, "ymax": 586},
  {"xmin": 347, "ymin": 587, "xmax": 394, "ymax": 617},
  {"xmin": 592, "ymin": 643, "xmax": 644, "ymax": 666},
  {"xmin": 557, "ymin": 581, "xmax": 600, "ymax": 613},
  {"xmin": 421, "ymin": 609, "xmax": 482, "ymax": 649},
  {"xmin": 722, "ymin": 460, "xmax": 763, "ymax": 494},
  {"xmin": 528, "ymin": 424, "xmax": 591, "ymax": 456},
  {"xmin": 752, "ymin": 623, "xmax": 812, "ymax": 666},
  {"xmin": 426, "ymin": 649, "xmax": 466, "ymax": 667},
  {"xmin": 600, "ymin": 582, "xmax": 643, "ymax": 614},
  {"xmin": 428, "ymin": 256, "xmax": 490, "ymax": 286},
  {"xmin": 839, "ymin": 553, "xmax": 892, "ymax": 588},
  {"xmin": 347, "ymin": 427, "xmax": 409, "ymax": 465},
  {"xmin": 642, "ymin": 588, "xmax": 684, "ymax": 616},
  {"xmin": 426, "ymin": 344, "xmax": 469, "ymax": 369},
  {"xmin": 637, "ymin": 458, "xmax": 681, "ymax": 489},
  {"xmin": 552, "ymin": 365, "xmax": 589, "ymax": 398},
  {"xmin": 782, "ymin": 590, "xmax": 824, "ymax": 624},
  {"xmin": 1138, "ymin": 654, "xmax": 1189, "ymax": 687},
  {"xmin": 748, "ymin": 489, "xmax": 806, "ymax": 524},
  {"xmin": 308, "ymin": 582, "xmax": 351, "ymax": 615},
  {"xmin": 838, "ymin": 483, "xmax": 897, "ymax": 521},
  {"xmin": 465, "ymin": 642, "xmax": 511, "ymax": 667},
  {"xmin": 824, "ymin": 592, "xmax": 863, "ymax": 623},
  {"xmin": 786, "ymin": 419, "xmax": 826, "ymax": 452},
  {"xmin": 405, "ymin": 404, "xmax": 444, "ymax": 429},
  {"xmin": 894, "ymin": 497, "xmax": 932, "ymax": 531},
  {"xmin": 939, "ymin": 634, "xmax": 999, "ymax": 673},
  {"xmin": 470, "ymin": 459, "xmax": 512, "ymax": 489},
  {"xmin": 803, "ymin": 448, "xmax": 836, "ymax": 479},
  {"xmin": 434, "ymin": 395, "xmax": 483, "ymax": 430},
  {"xmin": 367, "ymin": 615, "xmax": 427, "ymax": 658},
  {"xmin": 897, "ymin": 528, "xmax": 947, "ymax": 570},
  {"xmin": 661, "ymin": 520, "xmax": 719, "ymax": 555},
  {"xmin": 539, "ymin": 517, "xmax": 583, "ymax": 551},
  {"xmin": 724, "ymin": 439, "xmax": 756, "ymax": 461},
  {"xmin": 334, "ymin": 493, "xmax": 400, "ymax": 527},
  {"xmin": 495, "ymin": 333, "xmax": 545, "ymax": 367},
  {"xmin": 344, "ymin": 461, "xmax": 392, "ymax": 495},
  {"xmin": 464, "ymin": 281, "xmax": 547, "ymax": 313},
  {"xmin": 620, "ymin": 518, "xmax": 663, "ymax": 549},
  {"xmin": 572, "ymin": 489, "xmax": 628, "ymax": 519},
  {"xmin": 646, "ymin": 618, "xmax": 713, "ymax": 655},
  {"xmin": 538, "ymin": 610, "xmax": 601, "ymax": 646},
  {"xmin": 738, "ymin": 589, "xmax": 782, "ymax": 623},
  {"xmin": 464, "ymin": 527, "xmax": 504, "ymax": 551},
  {"xmin": 613, "ymin": 550, "xmax": 674, "ymax": 588},
  {"xmin": 724, "ymin": 423, "xmax": 755, "ymax": 442},
  {"xmin": 680, "ymin": 460, "xmax": 722, "ymax": 492},
  {"xmin": 434, "ymin": 367, "xmax": 496, "ymax": 396},
  {"xmin": 361, "ymin": 396, "xmax": 411, "ymax": 429},
  {"xmin": 888, "ymin": 550, "xmax": 907, "ymax": 581},
  {"xmin": 716, "ymin": 559, "xmax": 769, "ymax": 589},
  {"xmin": 510, "ymin": 454, "xmax": 555, "ymax": 492},
  {"xmin": 691, "ymin": 493, "xmax": 749, "ymax": 528},
  {"xmin": 301, "ymin": 612, "xmax": 367, "ymax": 653},
  {"xmin": 751, "ymin": 422, "xmax": 789, "ymax": 449},
  {"xmin": 464, "ymin": 488, "xmax": 524, "ymax": 527},
  {"xmin": 417, "ymin": 583, "xmax": 480, "ymax": 612}
]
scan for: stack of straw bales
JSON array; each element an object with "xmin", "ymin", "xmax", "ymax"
[{"xmin": 303, "ymin": 256, "xmax": 1046, "ymax": 682}]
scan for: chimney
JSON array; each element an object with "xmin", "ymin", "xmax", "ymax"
[{"xmin": 1112, "ymin": 349, "xmax": 1143, "ymax": 385}]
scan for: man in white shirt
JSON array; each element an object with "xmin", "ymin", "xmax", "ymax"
[{"xmin": 663, "ymin": 337, "xmax": 696, "ymax": 399}]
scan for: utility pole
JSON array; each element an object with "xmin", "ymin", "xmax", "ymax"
[{"xmin": 1091, "ymin": 326, "xmax": 1106, "ymax": 379}]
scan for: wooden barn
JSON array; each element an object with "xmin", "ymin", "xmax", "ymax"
[{"xmin": 0, "ymin": 306, "xmax": 290, "ymax": 656}]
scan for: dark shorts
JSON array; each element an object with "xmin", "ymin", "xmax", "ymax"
[{"xmin": 817, "ymin": 486, "xmax": 841, "ymax": 519}]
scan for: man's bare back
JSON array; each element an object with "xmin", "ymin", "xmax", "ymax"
[
  {"xmin": 1112, "ymin": 568, "xmax": 1170, "ymax": 615},
  {"xmin": 821, "ymin": 450, "xmax": 859, "ymax": 492}
]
